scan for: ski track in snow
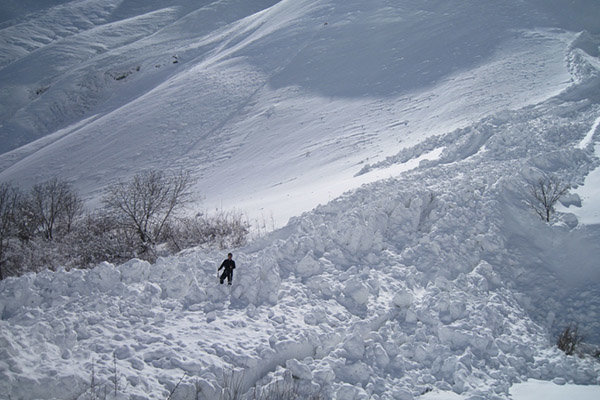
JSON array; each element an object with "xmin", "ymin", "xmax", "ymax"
[{"xmin": 1, "ymin": 0, "xmax": 600, "ymax": 399}]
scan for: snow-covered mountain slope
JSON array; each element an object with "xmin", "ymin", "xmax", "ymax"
[
  {"xmin": 2, "ymin": 99, "xmax": 600, "ymax": 398},
  {"xmin": 1, "ymin": 0, "xmax": 600, "ymax": 399},
  {"xmin": 0, "ymin": 0, "xmax": 598, "ymax": 225}
]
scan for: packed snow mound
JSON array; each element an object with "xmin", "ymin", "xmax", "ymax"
[{"xmin": 0, "ymin": 0, "xmax": 599, "ymax": 226}]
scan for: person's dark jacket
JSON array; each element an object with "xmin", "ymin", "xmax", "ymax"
[{"xmin": 219, "ymin": 259, "xmax": 236, "ymax": 271}]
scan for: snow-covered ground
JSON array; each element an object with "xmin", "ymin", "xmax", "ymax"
[
  {"xmin": 509, "ymin": 379, "xmax": 600, "ymax": 400},
  {"xmin": 1, "ymin": 0, "xmax": 600, "ymax": 399}
]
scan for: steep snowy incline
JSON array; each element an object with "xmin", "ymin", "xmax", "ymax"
[
  {"xmin": 2, "ymin": 47, "xmax": 600, "ymax": 398},
  {"xmin": 0, "ymin": 0, "xmax": 280, "ymax": 153},
  {"xmin": 0, "ymin": 0, "xmax": 596, "ymax": 227}
]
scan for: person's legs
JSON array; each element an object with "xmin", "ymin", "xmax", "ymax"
[
  {"xmin": 227, "ymin": 270, "xmax": 233, "ymax": 285},
  {"xmin": 220, "ymin": 270, "xmax": 227, "ymax": 284}
]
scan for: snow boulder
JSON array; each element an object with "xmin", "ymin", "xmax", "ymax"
[
  {"xmin": 183, "ymin": 281, "xmax": 207, "ymax": 309},
  {"xmin": 141, "ymin": 282, "xmax": 162, "ymax": 305},
  {"xmin": 343, "ymin": 278, "xmax": 370, "ymax": 305},
  {"xmin": 118, "ymin": 258, "xmax": 152, "ymax": 284},
  {"xmin": 389, "ymin": 387, "xmax": 414, "ymax": 400},
  {"xmin": 336, "ymin": 383, "xmax": 370, "ymax": 400},
  {"xmin": 286, "ymin": 358, "xmax": 312, "ymax": 380},
  {"xmin": 392, "ymin": 290, "xmax": 413, "ymax": 309},
  {"xmin": 0, "ymin": 275, "xmax": 43, "ymax": 319},
  {"xmin": 560, "ymin": 193, "xmax": 582, "ymax": 208},
  {"xmin": 86, "ymin": 262, "xmax": 126, "ymax": 294},
  {"xmin": 343, "ymin": 334, "xmax": 366, "ymax": 360},
  {"xmin": 313, "ymin": 362, "xmax": 336, "ymax": 385},
  {"xmin": 296, "ymin": 252, "xmax": 322, "ymax": 278},
  {"xmin": 339, "ymin": 277, "xmax": 371, "ymax": 316}
]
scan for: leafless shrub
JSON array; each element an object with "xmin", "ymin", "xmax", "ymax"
[
  {"xmin": 166, "ymin": 210, "xmax": 250, "ymax": 253},
  {"xmin": 1, "ymin": 171, "xmax": 251, "ymax": 279},
  {"xmin": 219, "ymin": 369, "xmax": 245, "ymax": 400},
  {"xmin": 27, "ymin": 177, "xmax": 83, "ymax": 240},
  {"xmin": 75, "ymin": 355, "xmax": 130, "ymax": 400},
  {"xmin": 249, "ymin": 212, "xmax": 277, "ymax": 239},
  {"xmin": 80, "ymin": 360, "xmax": 108, "ymax": 400},
  {"xmin": 67, "ymin": 212, "xmax": 138, "ymax": 267},
  {"xmin": 217, "ymin": 368, "xmax": 326, "ymax": 400},
  {"xmin": 0, "ymin": 179, "xmax": 83, "ymax": 278},
  {"xmin": 0, "ymin": 183, "xmax": 21, "ymax": 280},
  {"xmin": 557, "ymin": 324, "xmax": 583, "ymax": 355},
  {"xmin": 251, "ymin": 379, "xmax": 325, "ymax": 400}
]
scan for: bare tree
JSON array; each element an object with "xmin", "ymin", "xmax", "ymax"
[
  {"xmin": 0, "ymin": 183, "xmax": 21, "ymax": 280},
  {"xmin": 103, "ymin": 170, "xmax": 193, "ymax": 257},
  {"xmin": 28, "ymin": 178, "xmax": 83, "ymax": 240},
  {"xmin": 526, "ymin": 176, "xmax": 570, "ymax": 222},
  {"xmin": 60, "ymin": 189, "xmax": 84, "ymax": 235}
]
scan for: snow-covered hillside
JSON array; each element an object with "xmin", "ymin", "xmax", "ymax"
[
  {"xmin": 0, "ymin": 0, "xmax": 597, "ymax": 225},
  {"xmin": 1, "ymin": 0, "xmax": 600, "ymax": 399}
]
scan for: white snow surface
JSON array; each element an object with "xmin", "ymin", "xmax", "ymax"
[
  {"xmin": 563, "ymin": 143, "xmax": 600, "ymax": 224},
  {"xmin": 0, "ymin": 0, "xmax": 595, "ymax": 226},
  {"xmin": 1, "ymin": 0, "xmax": 600, "ymax": 399},
  {"xmin": 509, "ymin": 379, "xmax": 600, "ymax": 400}
]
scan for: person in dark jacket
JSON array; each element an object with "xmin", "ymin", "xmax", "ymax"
[{"xmin": 218, "ymin": 253, "xmax": 236, "ymax": 285}]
